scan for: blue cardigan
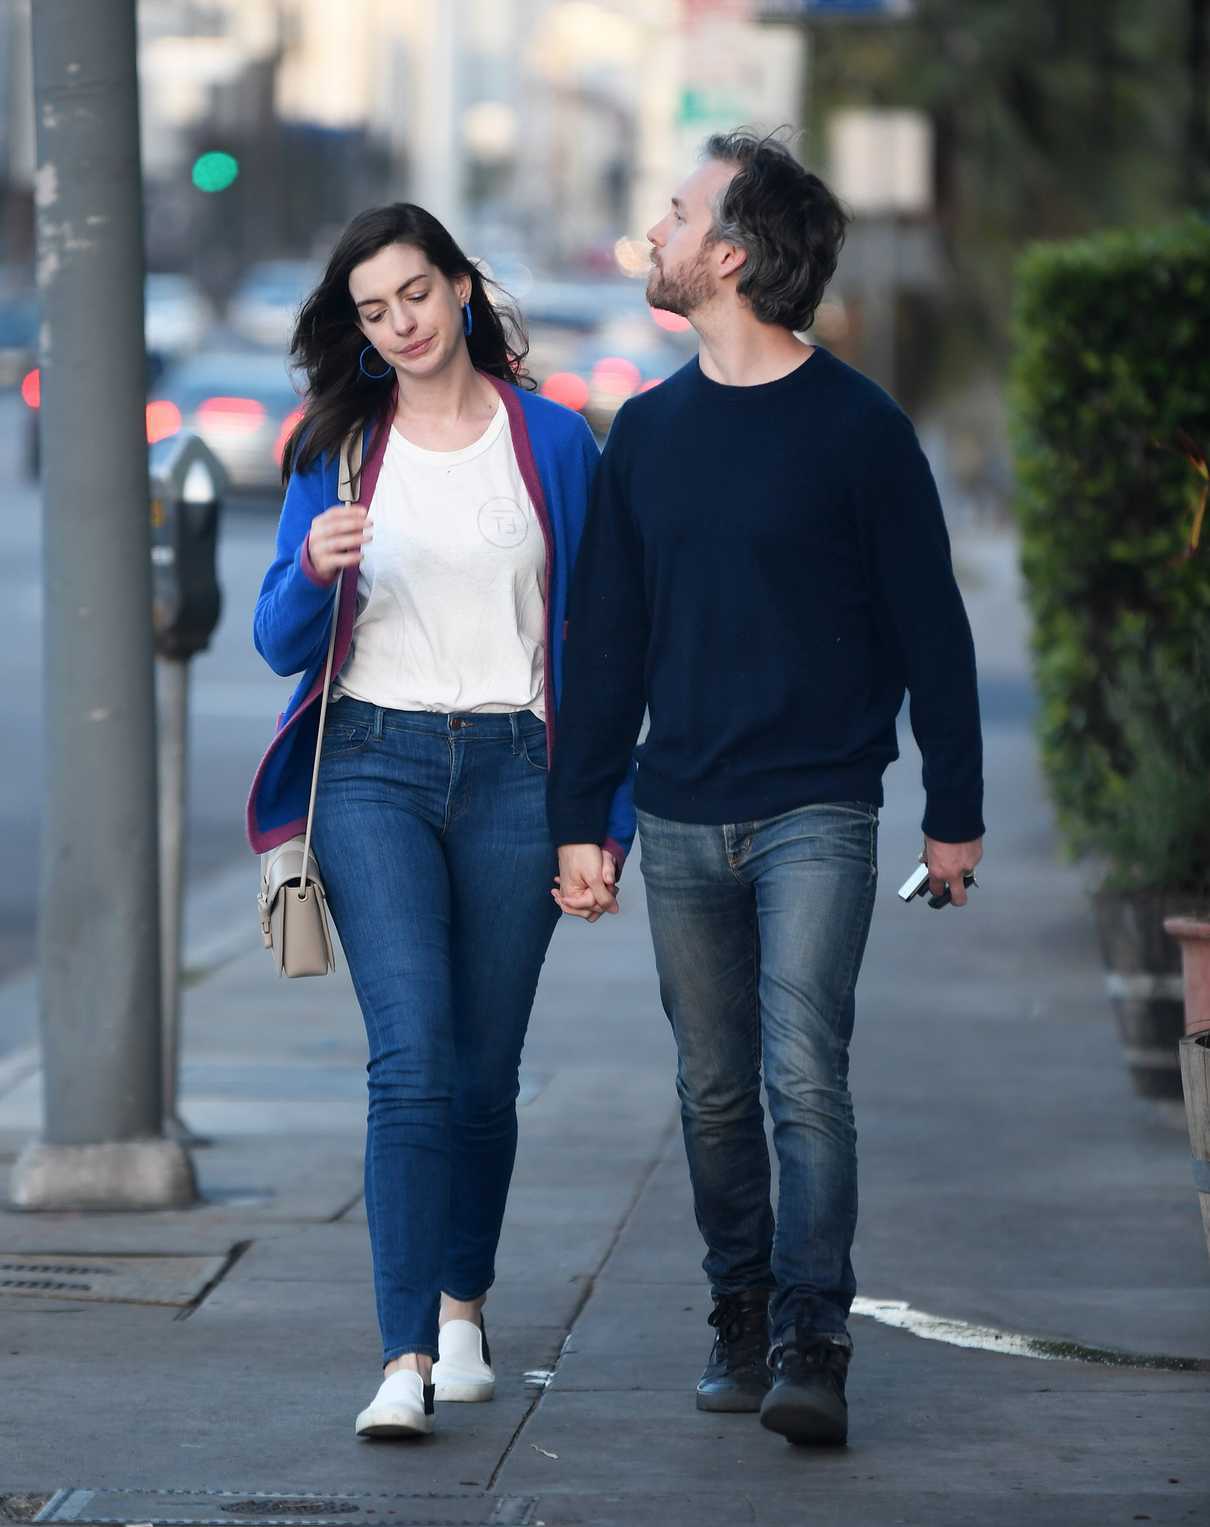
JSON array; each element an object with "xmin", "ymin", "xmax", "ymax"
[{"xmin": 246, "ymin": 373, "xmax": 636, "ymax": 862}]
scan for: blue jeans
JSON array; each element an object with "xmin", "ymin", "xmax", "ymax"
[
  {"xmin": 312, "ymin": 700, "xmax": 560, "ymax": 1363},
  {"xmin": 637, "ymin": 802, "xmax": 878, "ymax": 1345}
]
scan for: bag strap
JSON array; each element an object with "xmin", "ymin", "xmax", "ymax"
[{"xmin": 298, "ymin": 425, "xmax": 364, "ymax": 896}]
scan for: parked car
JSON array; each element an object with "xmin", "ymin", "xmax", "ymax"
[
  {"xmin": 149, "ymin": 349, "xmax": 306, "ymax": 495},
  {"xmin": 19, "ymin": 273, "xmax": 213, "ymax": 475},
  {"xmin": 228, "ymin": 260, "xmax": 322, "ymax": 350},
  {"xmin": 21, "ymin": 347, "xmax": 305, "ymax": 492},
  {"xmin": 0, "ymin": 290, "xmax": 38, "ymax": 389},
  {"xmin": 522, "ymin": 277, "xmax": 657, "ymax": 332},
  {"xmin": 144, "ymin": 273, "xmax": 214, "ymax": 359},
  {"xmin": 532, "ymin": 305, "xmax": 696, "ymax": 438}
]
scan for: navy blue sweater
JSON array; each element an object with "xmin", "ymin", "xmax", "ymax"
[{"xmin": 546, "ymin": 348, "xmax": 984, "ymax": 846}]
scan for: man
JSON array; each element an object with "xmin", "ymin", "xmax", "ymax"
[{"xmin": 547, "ymin": 130, "xmax": 984, "ymax": 1447}]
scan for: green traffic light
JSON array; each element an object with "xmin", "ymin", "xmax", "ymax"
[{"xmin": 191, "ymin": 152, "xmax": 240, "ymax": 193}]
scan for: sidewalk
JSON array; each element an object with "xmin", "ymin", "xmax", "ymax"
[{"xmin": 1, "ymin": 529, "xmax": 1207, "ymax": 1527}]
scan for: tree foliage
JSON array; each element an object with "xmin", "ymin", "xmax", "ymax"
[
  {"xmin": 809, "ymin": 0, "xmax": 1203, "ymax": 373},
  {"xmin": 1010, "ymin": 220, "xmax": 1210, "ymax": 892}
]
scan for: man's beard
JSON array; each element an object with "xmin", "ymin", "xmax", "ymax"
[{"xmin": 646, "ymin": 248, "xmax": 713, "ymax": 317}]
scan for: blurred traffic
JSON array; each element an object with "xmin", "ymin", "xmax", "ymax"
[{"xmin": 15, "ymin": 255, "xmax": 696, "ymax": 498}]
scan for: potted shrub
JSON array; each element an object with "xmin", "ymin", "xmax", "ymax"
[
  {"xmin": 1011, "ymin": 220, "xmax": 1210, "ymax": 1101},
  {"xmin": 1163, "ymin": 439, "xmax": 1210, "ymax": 1041},
  {"xmin": 1179, "ymin": 1034, "xmax": 1210, "ymax": 1266},
  {"xmin": 1165, "ymin": 917, "xmax": 1210, "ymax": 1038},
  {"xmin": 1092, "ymin": 626, "xmax": 1210, "ymax": 1092}
]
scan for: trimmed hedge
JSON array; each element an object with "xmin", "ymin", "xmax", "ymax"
[{"xmin": 1010, "ymin": 219, "xmax": 1210, "ymax": 893}]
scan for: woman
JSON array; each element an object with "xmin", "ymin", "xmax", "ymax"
[{"xmin": 246, "ymin": 204, "xmax": 635, "ymax": 1440}]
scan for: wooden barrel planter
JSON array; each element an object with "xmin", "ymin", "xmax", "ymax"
[
  {"xmin": 1163, "ymin": 915, "xmax": 1210, "ymax": 1037},
  {"xmin": 1179, "ymin": 1034, "xmax": 1210, "ymax": 1267},
  {"xmin": 1093, "ymin": 890, "xmax": 1187, "ymax": 1100}
]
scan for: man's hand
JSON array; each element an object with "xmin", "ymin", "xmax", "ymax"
[
  {"xmin": 552, "ymin": 844, "xmax": 619, "ymax": 922},
  {"xmin": 923, "ymin": 835, "xmax": 983, "ymax": 907}
]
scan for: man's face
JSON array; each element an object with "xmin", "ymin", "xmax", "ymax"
[{"xmin": 645, "ymin": 159, "xmax": 736, "ymax": 317}]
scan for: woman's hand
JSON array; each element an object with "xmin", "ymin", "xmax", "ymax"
[
  {"xmin": 552, "ymin": 846, "xmax": 619, "ymax": 923},
  {"xmin": 306, "ymin": 503, "xmax": 373, "ymax": 581}
]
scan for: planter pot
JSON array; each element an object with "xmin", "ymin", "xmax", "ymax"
[
  {"xmin": 1163, "ymin": 915, "xmax": 1210, "ymax": 1037},
  {"xmin": 1093, "ymin": 890, "xmax": 1187, "ymax": 1100},
  {"xmin": 1179, "ymin": 1033, "xmax": 1210, "ymax": 1268}
]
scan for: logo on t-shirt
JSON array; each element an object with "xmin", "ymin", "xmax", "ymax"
[{"xmin": 477, "ymin": 496, "xmax": 528, "ymax": 549}]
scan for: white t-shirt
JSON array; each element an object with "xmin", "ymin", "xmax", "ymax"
[{"xmin": 334, "ymin": 399, "xmax": 546, "ymax": 717}]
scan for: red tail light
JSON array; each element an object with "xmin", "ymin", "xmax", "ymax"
[
  {"xmin": 196, "ymin": 395, "xmax": 266, "ymax": 434},
  {"xmin": 591, "ymin": 356, "xmax": 642, "ymax": 398},
  {"xmin": 540, "ymin": 372, "xmax": 590, "ymax": 412},
  {"xmin": 146, "ymin": 400, "xmax": 183, "ymax": 444},
  {"xmin": 274, "ymin": 406, "xmax": 305, "ymax": 466},
  {"xmin": 651, "ymin": 308, "xmax": 691, "ymax": 333}
]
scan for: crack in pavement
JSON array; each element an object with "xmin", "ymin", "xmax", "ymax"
[{"xmin": 484, "ymin": 1108, "xmax": 681, "ymax": 1491}]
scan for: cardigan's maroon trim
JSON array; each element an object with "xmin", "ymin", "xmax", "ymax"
[
  {"xmin": 246, "ymin": 405, "xmax": 393, "ymax": 853},
  {"xmin": 486, "ymin": 374, "xmax": 558, "ymax": 766},
  {"xmin": 248, "ymin": 381, "xmax": 626, "ymax": 865},
  {"xmin": 300, "ymin": 531, "xmax": 336, "ymax": 588},
  {"xmin": 603, "ymin": 835, "xmax": 628, "ymax": 874}
]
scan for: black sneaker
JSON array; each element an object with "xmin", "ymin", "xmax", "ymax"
[
  {"xmin": 759, "ymin": 1330, "xmax": 850, "ymax": 1445},
  {"xmin": 695, "ymin": 1289, "xmax": 772, "ymax": 1413}
]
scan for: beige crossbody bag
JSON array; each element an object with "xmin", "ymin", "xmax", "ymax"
[{"xmin": 257, "ymin": 427, "xmax": 363, "ymax": 977}]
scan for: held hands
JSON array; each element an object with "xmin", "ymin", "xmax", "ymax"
[
  {"xmin": 306, "ymin": 503, "xmax": 373, "ymax": 581},
  {"xmin": 923, "ymin": 834, "xmax": 984, "ymax": 908},
  {"xmin": 552, "ymin": 844, "xmax": 620, "ymax": 923}
]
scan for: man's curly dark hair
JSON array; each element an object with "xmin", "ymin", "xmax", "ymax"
[{"xmin": 703, "ymin": 129, "xmax": 850, "ymax": 333}]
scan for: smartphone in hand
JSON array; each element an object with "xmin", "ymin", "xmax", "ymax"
[{"xmin": 897, "ymin": 860, "xmax": 977, "ymax": 909}]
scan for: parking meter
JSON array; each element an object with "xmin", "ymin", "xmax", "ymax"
[
  {"xmin": 147, "ymin": 431, "xmax": 227, "ymax": 1142},
  {"xmin": 148, "ymin": 432, "xmax": 226, "ymax": 660}
]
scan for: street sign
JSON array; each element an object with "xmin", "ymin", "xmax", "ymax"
[
  {"xmin": 676, "ymin": 10, "xmax": 804, "ymax": 151},
  {"xmin": 830, "ymin": 108, "xmax": 932, "ymax": 214}
]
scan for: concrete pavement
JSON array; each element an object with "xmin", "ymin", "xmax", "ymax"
[{"xmin": 0, "ymin": 528, "xmax": 1207, "ymax": 1526}]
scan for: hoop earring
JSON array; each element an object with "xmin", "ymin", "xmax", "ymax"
[
  {"xmin": 463, "ymin": 303, "xmax": 473, "ymax": 337},
  {"xmin": 358, "ymin": 344, "xmax": 392, "ymax": 380}
]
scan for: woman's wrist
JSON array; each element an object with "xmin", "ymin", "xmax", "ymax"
[{"xmin": 301, "ymin": 530, "xmax": 337, "ymax": 587}]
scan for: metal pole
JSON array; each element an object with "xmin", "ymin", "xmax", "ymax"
[
  {"xmin": 413, "ymin": 0, "xmax": 462, "ymax": 232},
  {"xmin": 158, "ymin": 657, "xmax": 206, "ymax": 1145},
  {"xmin": 10, "ymin": 0, "xmax": 195, "ymax": 1210}
]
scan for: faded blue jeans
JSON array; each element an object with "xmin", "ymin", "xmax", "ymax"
[
  {"xmin": 637, "ymin": 802, "xmax": 878, "ymax": 1345},
  {"xmin": 312, "ymin": 700, "xmax": 560, "ymax": 1364}
]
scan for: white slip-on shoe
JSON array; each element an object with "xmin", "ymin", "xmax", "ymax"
[
  {"xmin": 354, "ymin": 1370, "xmax": 435, "ymax": 1439},
  {"xmin": 432, "ymin": 1317, "xmax": 496, "ymax": 1402}
]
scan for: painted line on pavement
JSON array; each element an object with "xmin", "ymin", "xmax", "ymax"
[{"xmin": 852, "ymin": 1296, "xmax": 1210, "ymax": 1372}]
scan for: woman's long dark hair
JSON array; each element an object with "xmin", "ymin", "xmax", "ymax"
[{"xmin": 281, "ymin": 203, "xmax": 532, "ymax": 481}]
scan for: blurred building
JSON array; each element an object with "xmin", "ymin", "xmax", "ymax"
[
  {"xmin": 511, "ymin": 0, "xmax": 805, "ymax": 268},
  {"xmin": 0, "ymin": 0, "xmax": 33, "ymax": 271},
  {"xmin": 0, "ymin": 0, "xmax": 808, "ymax": 290},
  {"xmin": 270, "ymin": 0, "xmax": 807, "ymax": 271}
]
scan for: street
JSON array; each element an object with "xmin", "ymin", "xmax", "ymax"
[{"xmin": 0, "ymin": 393, "xmax": 286, "ymax": 981}]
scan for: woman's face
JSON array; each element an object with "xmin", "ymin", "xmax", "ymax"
[{"xmin": 349, "ymin": 242, "xmax": 470, "ymax": 380}]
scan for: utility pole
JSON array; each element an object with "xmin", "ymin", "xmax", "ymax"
[
  {"xmin": 413, "ymin": 0, "xmax": 463, "ymax": 234},
  {"xmin": 10, "ymin": 0, "xmax": 196, "ymax": 1210}
]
